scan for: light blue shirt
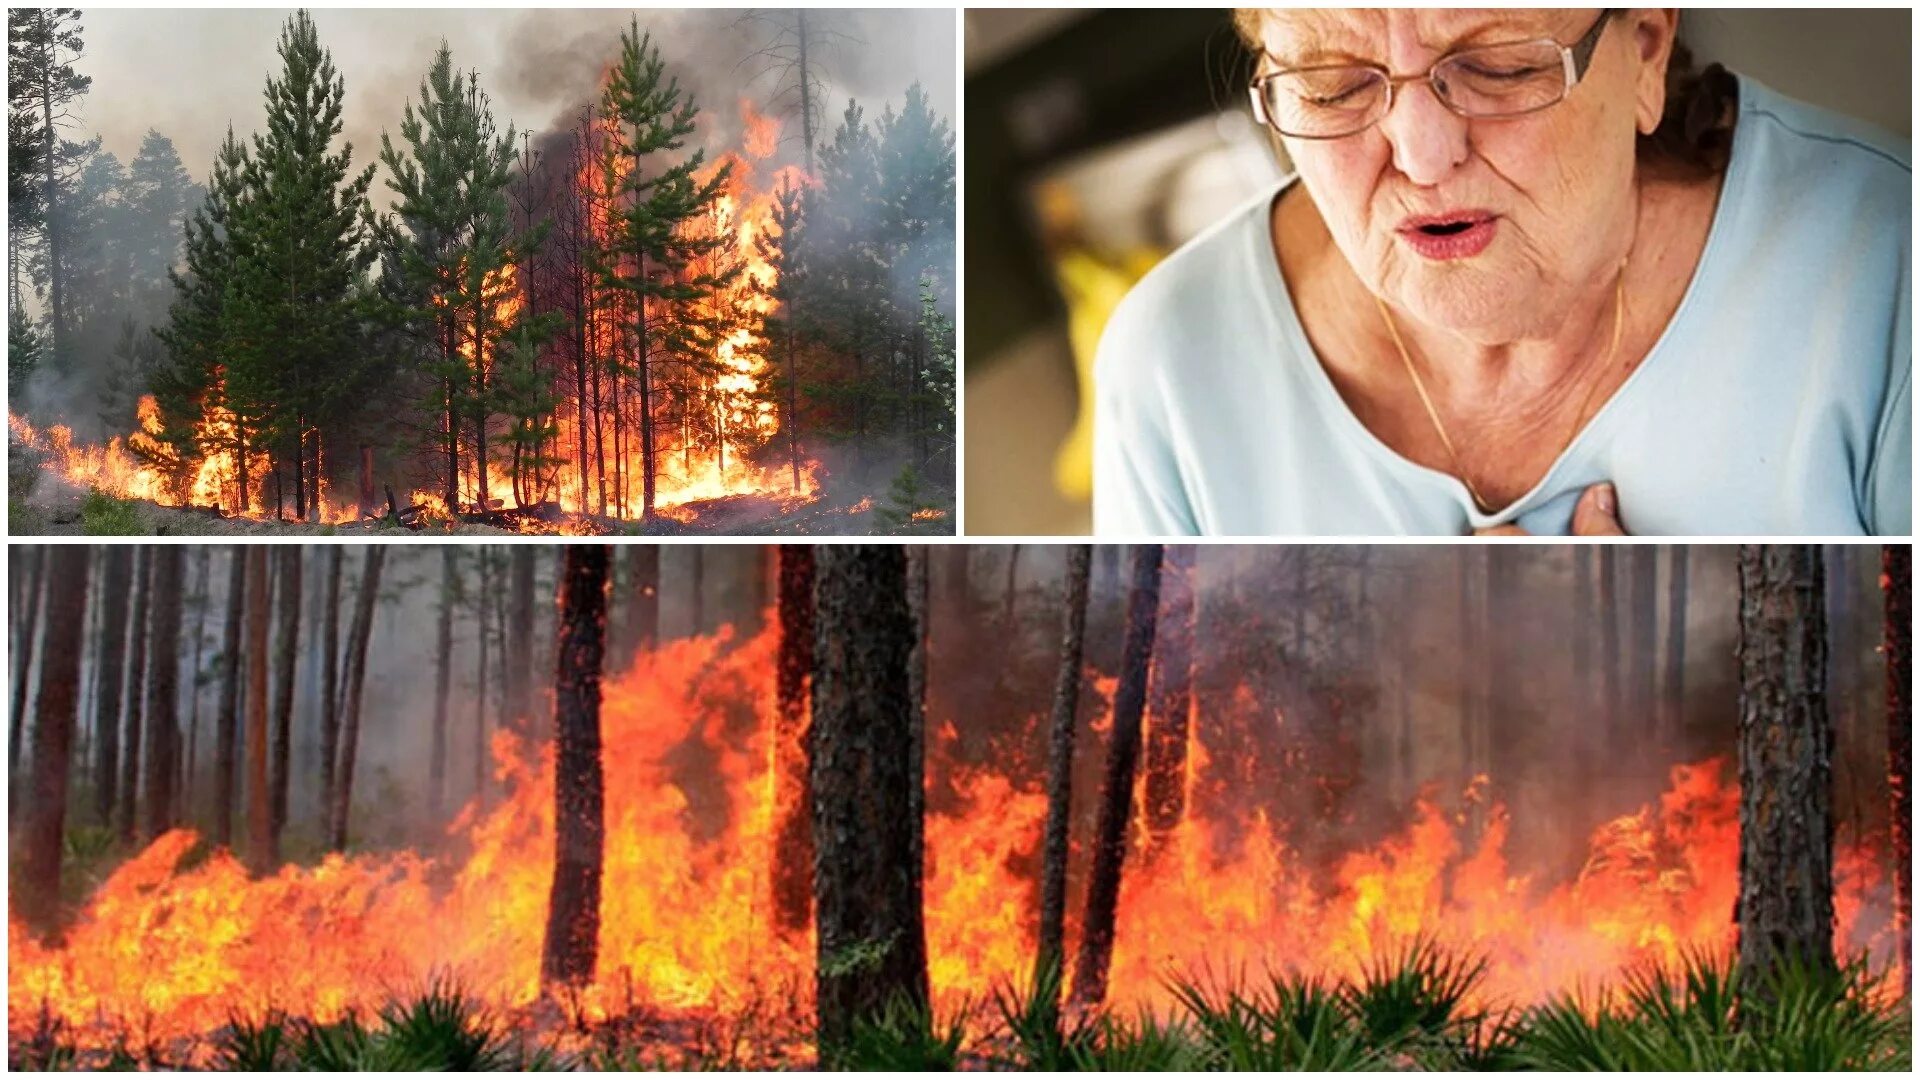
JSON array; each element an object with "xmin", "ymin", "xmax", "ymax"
[{"xmin": 1093, "ymin": 77, "xmax": 1911, "ymax": 536}]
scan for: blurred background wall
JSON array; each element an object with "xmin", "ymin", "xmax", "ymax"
[{"xmin": 963, "ymin": 8, "xmax": 1913, "ymax": 535}]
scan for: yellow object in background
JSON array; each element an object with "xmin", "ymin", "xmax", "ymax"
[{"xmin": 1050, "ymin": 246, "xmax": 1166, "ymax": 500}]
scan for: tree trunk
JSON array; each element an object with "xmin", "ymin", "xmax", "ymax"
[
  {"xmin": 90, "ymin": 547, "xmax": 133, "ymax": 828},
  {"xmin": 430, "ymin": 548, "xmax": 456, "ymax": 823},
  {"xmin": 1599, "ymin": 547, "xmax": 1622, "ymax": 743},
  {"xmin": 244, "ymin": 548, "xmax": 273, "ymax": 872},
  {"xmin": 1883, "ymin": 544, "xmax": 1911, "ymax": 996},
  {"xmin": 18, "ymin": 546, "xmax": 90, "ymax": 936},
  {"xmin": 811, "ymin": 545, "xmax": 928, "ymax": 1060},
  {"xmin": 183, "ymin": 549, "xmax": 210, "ymax": 817},
  {"xmin": 213, "ymin": 549, "xmax": 246, "ymax": 848},
  {"xmin": 507, "ymin": 547, "xmax": 535, "ymax": 731},
  {"xmin": 115, "ymin": 549, "xmax": 151, "ymax": 844},
  {"xmin": 542, "ymin": 545, "xmax": 609, "ymax": 989},
  {"xmin": 320, "ymin": 547, "xmax": 342, "ymax": 818},
  {"xmin": 1002, "ymin": 544, "xmax": 1022, "ymax": 630},
  {"xmin": 1663, "ymin": 546, "xmax": 1690, "ymax": 742},
  {"xmin": 621, "ymin": 547, "xmax": 659, "ymax": 670},
  {"xmin": 688, "ymin": 546, "xmax": 705, "ymax": 637},
  {"xmin": 328, "ymin": 548, "xmax": 387, "ymax": 852},
  {"xmin": 773, "ymin": 545, "xmax": 816, "ymax": 937},
  {"xmin": 143, "ymin": 549, "xmax": 185, "ymax": 839},
  {"xmin": 1630, "ymin": 546, "xmax": 1659, "ymax": 746},
  {"xmin": 9, "ymin": 546, "xmax": 47, "ymax": 791},
  {"xmin": 1735, "ymin": 544, "xmax": 1835, "ymax": 979},
  {"xmin": 1144, "ymin": 544, "xmax": 1196, "ymax": 845},
  {"xmin": 270, "ymin": 547, "xmax": 301, "ymax": 849},
  {"xmin": 1037, "ymin": 544, "xmax": 1092, "ymax": 998},
  {"xmin": 1072, "ymin": 543, "xmax": 1164, "ymax": 1008},
  {"xmin": 905, "ymin": 545, "xmax": 930, "ymax": 960},
  {"xmin": 474, "ymin": 549, "xmax": 491, "ymax": 806}
]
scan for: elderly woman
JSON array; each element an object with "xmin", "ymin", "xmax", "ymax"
[{"xmin": 1093, "ymin": 9, "xmax": 1909, "ymax": 535}]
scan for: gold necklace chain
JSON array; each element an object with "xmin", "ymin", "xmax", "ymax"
[{"xmin": 1374, "ymin": 271, "xmax": 1626, "ymax": 515}]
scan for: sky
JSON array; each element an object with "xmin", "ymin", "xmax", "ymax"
[{"xmin": 75, "ymin": 7, "xmax": 957, "ymax": 203}]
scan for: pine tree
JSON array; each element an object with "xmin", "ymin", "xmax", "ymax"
[
  {"xmin": 227, "ymin": 9, "xmax": 376, "ymax": 521},
  {"xmin": 542, "ymin": 544, "xmax": 609, "ymax": 989},
  {"xmin": 9, "ymin": 7, "xmax": 95, "ymax": 375},
  {"xmin": 122, "ymin": 129, "xmax": 198, "ymax": 314},
  {"xmin": 17, "ymin": 545, "xmax": 90, "ymax": 937},
  {"xmin": 593, "ymin": 18, "xmax": 738, "ymax": 519},
  {"xmin": 754, "ymin": 176, "xmax": 809, "ymax": 492}
]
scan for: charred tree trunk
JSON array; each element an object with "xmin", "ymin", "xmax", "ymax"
[
  {"xmin": 143, "ymin": 549, "xmax": 185, "ymax": 839},
  {"xmin": 1599, "ymin": 547, "xmax": 1622, "ymax": 742},
  {"xmin": 772, "ymin": 545, "xmax": 816, "ymax": 937},
  {"xmin": 269, "ymin": 547, "xmax": 301, "ymax": 848},
  {"xmin": 1037, "ymin": 544, "xmax": 1092, "ymax": 997},
  {"xmin": 1735, "ymin": 544, "xmax": 1835, "ymax": 980},
  {"xmin": 474, "ymin": 549, "xmax": 491, "ymax": 806},
  {"xmin": 689, "ymin": 546, "xmax": 705, "ymax": 637},
  {"xmin": 905, "ymin": 546, "xmax": 930, "ymax": 957},
  {"xmin": 1072, "ymin": 543, "xmax": 1164, "ymax": 1008},
  {"xmin": 183, "ymin": 549, "xmax": 210, "ymax": 815},
  {"xmin": 90, "ymin": 547, "xmax": 133, "ymax": 827},
  {"xmin": 1883, "ymin": 544, "xmax": 1911, "ymax": 995},
  {"xmin": 244, "ymin": 548, "xmax": 273, "ymax": 873},
  {"xmin": 1630, "ymin": 546, "xmax": 1659, "ymax": 746},
  {"xmin": 1144, "ymin": 544, "xmax": 1196, "ymax": 846},
  {"xmin": 1002, "ymin": 544, "xmax": 1022, "ymax": 630},
  {"xmin": 9, "ymin": 546, "xmax": 47, "ymax": 792},
  {"xmin": 622, "ymin": 547, "xmax": 659, "ymax": 669},
  {"xmin": 319, "ymin": 547, "xmax": 342, "ymax": 819},
  {"xmin": 213, "ymin": 549, "xmax": 246, "ymax": 848},
  {"xmin": 810, "ymin": 545, "xmax": 928, "ymax": 1060},
  {"xmin": 507, "ymin": 547, "xmax": 535, "ymax": 731},
  {"xmin": 18, "ymin": 546, "xmax": 90, "ymax": 936},
  {"xmin": 116, "ymin": 549, "xmax": 151, "ymax": 845},
  {"xmin": 328, "ymin": 548, "xmax": 388, "ymax": 852},
  {"xmin": 541, "ymin": 545, "xmax": 609, "ymax": 989},
  {"xmin": 430, "ymin": 548, "xmax": 456, "ymax": 823}
]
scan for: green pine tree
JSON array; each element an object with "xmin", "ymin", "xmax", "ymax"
[
  {"xmin": 753, "ymin": 174, "xmax": 809, "ymax": 493},
  {"xmin": 8, "ymin": 6, "xmax": 94, "ymax": 376}
]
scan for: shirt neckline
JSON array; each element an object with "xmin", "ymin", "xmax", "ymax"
[{"xmin": 1250, "ymin": 74, "xmax": 1758, "ymax": 529}]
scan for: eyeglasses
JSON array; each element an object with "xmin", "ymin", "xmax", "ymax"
[{"xmin": 1249, "ymin": 10, "xmax": 1618, "ymax": 140}]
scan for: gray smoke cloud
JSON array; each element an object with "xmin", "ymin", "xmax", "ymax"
[{"xmin": 77, "ymin": 7, "xmax": 956, "ymax": 208}]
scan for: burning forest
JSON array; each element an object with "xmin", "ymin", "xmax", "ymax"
[
  {"xmin": 6, "ymin": 543, "xmax": 1911, "ymax": 1070},
  {"xmin": 7, "ymin": 9, "xmax": 955, "ymax": 536}
]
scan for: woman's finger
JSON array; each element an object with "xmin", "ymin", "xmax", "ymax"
[{"xmin": 1572, "ymin": 482, "xmax": 1629, "ymax": 536}]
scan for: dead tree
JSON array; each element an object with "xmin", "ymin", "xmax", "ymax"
[
  {"xmin": 328, "ymin": 548, "xmax": 388, "ymax": 852},
  {"xmin": 542, "ymin": 544, "xmax": 610, "ymax": 989},
  {"xmin": 1072, "ymin": 543, "xmax": 1164, "ymax": 1008},
  {"xmin": 773, "ymin": 544, "xmax": 816, "ymax": 936},
  {"xmin": 1883, "ymin": 544, "xmax": 1911, "ymax": 995},
  {"xmin": 430, "ymin": 547, "xmax": 457, "ymax": 823},
  {"xmin": 269, "ymin": 547, "xmax": 301, "ymax": 847},
  {"xmin": 1735, "ymin": 544, "xmax": 1834, "ymax": 979},
  {"xmin": 18, "ymin": 545, "xmax": 90, "ymax": 936},
  {"xmin": 143, "ymin": 548, "xmax": 185, "ymax": 839},
  {"xmin": 1143, "ymin": 544, "xmax": 1196, "ymax": 846},
  {"xmin": 811, "ymin": 545, "xmax": 928, "ymax": 1059},
  {"xmin": 213, "ymin": 548, "xmax": 246, "ymax": 847},
  {"xmin": 244, "ymin": 547, "xmax": 272, "ymax": 872},
  {"xmin": 90, "ymin": 547, "xmax": 133, "ymax": 827},
  {"xmin": 1037, "ymin": 544, "xmax": 1092, "ymax": 997},
  {"xmin": 118, "ymin": 548, "xmax": 152, "ymax": 845}
]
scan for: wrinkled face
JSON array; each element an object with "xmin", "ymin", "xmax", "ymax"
[{"xmin": 1252, "ymin": 8, "xmax": 1674, "ymax": 341}]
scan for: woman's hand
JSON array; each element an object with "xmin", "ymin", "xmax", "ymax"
[{"xmin": 1474, "ymin": 483, "xmax": 1628, "ymax": 536}]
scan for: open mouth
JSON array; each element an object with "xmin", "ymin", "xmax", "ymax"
[{"xmin": 1417, "ymin": 219, "xmax": 1477, "ymax": 236}]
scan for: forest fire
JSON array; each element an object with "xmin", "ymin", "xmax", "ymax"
[{"xmin": 7, "ymin": 616, "xmax": 1893, "ymax": 1061}]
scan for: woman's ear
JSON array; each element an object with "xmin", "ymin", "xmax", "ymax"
[{"xmin": 1629, "ymin": 9, "xmax": 1682, "ymax": 135}]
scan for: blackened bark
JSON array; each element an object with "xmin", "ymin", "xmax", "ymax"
[
  {"xmin": 143, "ymin": 548, "xmax": 185, "ymax": 839},
  {"xmin": 320, "ymin": 547, "xmax": 342, "ymax": 816},
  {"xmin": 18, "ymin": 545, "xmax": 90, "ymax": 936},
  {"xmin": 1883, "ymin": 545, "xmax": 1911, "ymax": 995},
  {"xmin": 270, "ymin": 547, "xmax": 301, "ymax": 846},
  {"xmin": 1144, "ymin": 544, "xmax": 1196, "ymax": 845},
  {"xmin": 1735, "ymin": 545, "xmax": 1835, "ymax": 979},
  {"xmin": 430, "ymin": 547, "xmax": 456, "ymax": 823},
  {"xmin": 507, "ymin": 546, "xmax": 535, "ymax": 730},
  {"xmin": 9, "ymin": 546, "xmax": 47, "ymax": 790},
  {"xmin": 183, "ymin": 549, "xmax": 209, "ymax": 813},
  {"xmin": 328, "ymin": 548, "xmax": 387, "ymax": 852},
  {"xmin": 542, "ymin": 545, "xmax": 609, "ymax": 989},
  {"xmin": 244, "ymin": 548, "xmax": 273, "ymax": 872},
  {"xmin": 619, "ymin": 546, "xmax": 659, "ymax": 669},
  {"xmin": 773, "ymin": 545, "xmax": 816, "ymax": 936},
  {"xmin": 1072, "ymin": 543, "xmax": 1164, "ymax": 1008},
  {"xmin": 905, "ymin": 546, "xmax": 930, "ymax": 954},
  {"xmin": 474, "ymin": 549, "xmax": 492, "ymax": 806},
  {"xmin": 1037, "ymin": 544, "xmax": 1092, "ymax": 995},
  {"xmin": 213, "ymin": 549, "xmax": 246, "ymax": 847},
  {"xmin": 811, "ymin": 545, "xmax": 928, "ymax": 1059},
  {"xmin": 90, "ymin": 547, "xmax": 133, "ymax": 827},
  {"xmin": 118, "ymin": 549, "xmax": 152, "ymax": 845}
]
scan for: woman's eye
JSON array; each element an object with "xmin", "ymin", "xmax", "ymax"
[{"xmin": 1459, "ymin": 62, "xmax": 1549, "ymax": 81}]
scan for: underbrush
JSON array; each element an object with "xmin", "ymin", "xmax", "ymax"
[
  {"xmin": 79, "ymin": 488, "xmax": 143, "ymax": 534},
  {"xmin": 9, "ymin": 943, "xmax": 1908, "ymax": 1070}
]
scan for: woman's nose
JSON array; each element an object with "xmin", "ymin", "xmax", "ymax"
[{"xmin": 1378, "ymin": 80, "xmax": 1471, "ymax": 187}]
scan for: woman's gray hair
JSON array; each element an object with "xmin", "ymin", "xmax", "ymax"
[{"xmin": 1231, "ymin": 9, "xmax": 1737, "ymax": 174}]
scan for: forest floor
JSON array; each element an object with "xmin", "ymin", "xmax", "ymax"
[{"xmin": 7, "ymin": 467, "xmax": 952, "ymax": 537}]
